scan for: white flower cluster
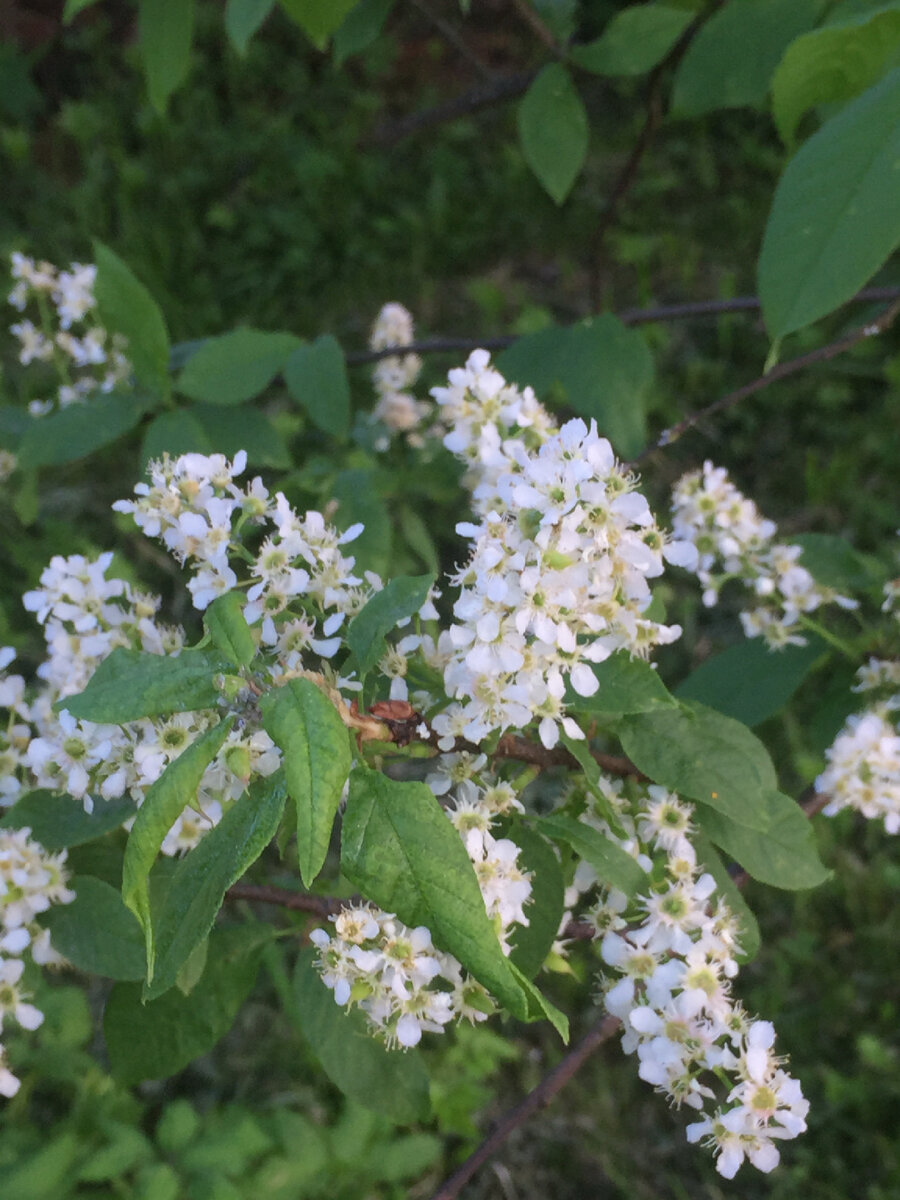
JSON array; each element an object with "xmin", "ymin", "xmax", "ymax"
[
  {"xmin": 312, "ymin": 753, "xmax": 531, "ymax": 1048},
  {"xmin": 432, "ymin": 352, "xmax": 694, "ymax": 750},
  {"xmin": 369, "ymin": 303, "xmax": 429, "ymax": 447},
  {"xmin": 7, "ymin": 252, "xmax": 131, "ymax": 417},
  {"xmin": 816, "ymin": 702, "xmax": 900, "ymax": 836},
  {"xmin": 670, "ymin": 460, "xmax": 855, "ymax": 648},
  {"xmin": 2, "ymin": 557, "xmax": 279, "ymax": 854},
  {"xmin": 0, "ymin": 825, "xmax": 75, "ymax": 1098},
  {"xmin": 569, "ymin": 774, "xmax": 808, "ymax": 1178}
]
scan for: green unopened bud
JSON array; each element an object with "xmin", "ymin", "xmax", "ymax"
[
  {"xmin": 542, "ymin": 549, "xmax": 574, "ymax": 570},
  {"xmin": 350, "ymin": 979, "xmax": 374, "ymax": 1003},
  {"xmin": 215, "ymin": 673, "xmax": 246, "ymax": 701},
  {"xmin": 517, "ymin": 508, "xmax": 543, "ymax": 540},
  {"xmin": 224, "ymin": 744, "xmax": 252, "ymax": 781}
]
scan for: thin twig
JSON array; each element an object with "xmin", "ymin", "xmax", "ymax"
[
  {"xmin": 429, "ymin": 1015, "xmax": 621, "ymax": 1200},
  {"xmin": 225, "ymin": 883, "xmax": 344, "ymax": 917},
  {"xmin": 586, "ymin": 2, "xmax": 724, "ymax": 310},
  {"xmin": 344, "ymin": 286, "xmax": 900, "ymax": 365},
  {"xmin": 509, "ymin": 0, "xmax": 562, "ymax": 55},
  {"xmin": 631, "ymin": 295, "xmax": 900, "ymax": 465},
  {"xmin": 368, "ymin": 70, "xmax": 536, "ymax": 146},
  {"xmin": 409, "ymin": 0, "xmax": 494, "ymax": 80}
]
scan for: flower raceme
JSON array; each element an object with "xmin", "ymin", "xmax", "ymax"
[{"xmin": 0, "ymin": 350, "xmax": 822, "ymax": 1179}]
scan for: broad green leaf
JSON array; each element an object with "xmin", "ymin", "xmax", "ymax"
[
  {"xmin": 695, "ymin": 789, "xmax": 831, "ymax": 889},
  {"xmin": 40, "ymin": 875, "xmax": 145, "ymax": 980},
  {"xmin": 139, "ymin": 0, "xmax": 195, "ymax": 114},
  {"xmin": 191, "ymin": 403, "xmax": 291, "ymax": 467},
  {"xmin": 147, "ymin": 773, "xmax": 287, "ymax": 998},
  {"xmin": 772, "ymin": 8, "xmax": 900, "ymax": 144},
  {"xmin": 759, "ymin": 67, "xmax": 900, "ymax": 338},
  {"xmin": 505, "ymin": 821, "xmax": 564, "ymax": 979},
  {"xmin": 176, "ymin": 329, "xmax": 301, "ymax": 405},
  {"xmin": 691, "ymin": 831, "xmax": 761, "ymax": 962},
  {"xmin": 292, "ymin": 949, "xmax": 431, "ymax": 1122},
  {"xmin": 14, "ymin": 394, "xmax": 148, "ymax": 469},
  {"xmin": 122, "ymin": 718, "xmax": 233, "ymax": 979},
  {"xmin": 283, "ymin": 334, "xmax": 351, "ymax": 438},
  {"xmin": 333, "ymin": 0, "xmax": 396, "ymax": 65},
  {"xmin": 672, "ymin": 0, "xmax": 825, "ymax": 116},
  {"xmin": 225, "ymin": 0, "xmax": 276, "ymax": 54},
  {"xmin": 564, "ymin": 650, "xmax": 676, "ymax": 715},
  {"xmin": 539, "ymin": 813, "xmax": 648, "ymax": 897},
  {"xmin": 345, "ymin": 573, "xmax": 435, "ymax": 678},
  {"xmin": 793, "ymin": 532, "xmax": 887, "ymax": 592},
  {"xmin": 279, "ymin": 0, "xmax": 359, "ymax": 47},
  {"xmin": 619, "ymin": 701, "xmax": 777, "ymax": 823},
  {"xmin": 676, "ymin": 637, "xmax": 824, "ymax": 727},
  {"xmin": 140, "ymin": 409, "xmax": 211, "ymax": 466},
  {"xmin": 400, "ymin": 506, "xmax": 439, "ymax": 574},
  {"xmin": 0, "ymin": 790, "xmax": 134, "ymax": 849},
  {"xmin": 76, "ymin": 1124, "xmax": 154, "ymax": 1182},
  {"xmin": 341, "ymin": 766, "xmax": 530, "ymax": 1019},
  {"xmin": 507, "ymin": 960, "xmax": 568, "ymax": 1042},
  {"xmin": 59, "ymin": 647, "xmax": 228, "ymax": 724},
  {"xmin": 496, "ymin": 317, "xmax": 652, "ymax": 457},
  {"xmin": 1, "ymin": 1134, "xmax": 81, "ymax": 1200},
  {"xmin": 517, "ymin": 64, "xmax": 589, "ymax": 205},
  {"xmin": 332, "ymin": 468, "xmax": 391, "ymax": 576},
  {"xmin": 571, "ymin": 4, "xmax": 692, "ymax": 76},
  {"xmin": 93, "ymin": 240, "xmax": 171, "ymax": 400},
  {"xmin": 204, "ymin": 592, "xmax": 256, "ymax": 668},
  {"xmin": 64, "ymin": 0, "xmax": 101, "ymax": 19},
  {"xmin": 260, "ymin": 680, "xmax": 352, "ymax": 887},
  {"xmin": 104, "ymin": 925, "xmax": 268, "ymax": 1083}
]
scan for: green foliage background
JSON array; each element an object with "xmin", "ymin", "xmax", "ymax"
[{"xmin": 1, "ymin": 1, "xmax": 898, "ymax": 1196}]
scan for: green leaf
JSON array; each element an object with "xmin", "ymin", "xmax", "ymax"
[
  {"xmin": 190, "ymin": 403, "xmax": 291, "ymax": 467},
  {"xmin": 64, "ymin": 0, "xmax": 101, "ymax": 20},
  {"xmin": 695, "ymin": 789, "xmax": 831, "ymax": 889},
  {"xmin": 292, "ymin": 949, "xmax": 431, "ymax": 1122},
  {"xmin": 225, "ymin": 0, "xmax": 276, "ymax": 54},
  {"xmin": 139, "ymin": 0, "xmax": 195, "ymax": 114},
  {"xmin": 259, "ymin": 680, "xmax": 352, "ymax": 887},
  {"xmin": 122, "ymin": 718, "xmax": 233, "ymax": 980},
  {"xmin": 517, "ymin": 63, "xmax": 589, "ymax": 205},
  {"xmin": 0, "ymin": 790, "xmax": 135, "ymax": 849},
  {"xmin": 564, "ymin": 650, "xmax": 676, "ymax": 715},
  {"xmin": 759, "ymin": 67, "xmax": 900, "ymax": 338},
  {"xmin": 619, "ymin": 701, "xmax": 777, "ymax": 823},
  {"xmin": 672, "ymin": 0, "xmax": 825, "ymax": 116},
  {"xmin": 538, "ymin": 813, "xmax": 648, "ymax": 897},
  {"xmin": 140, "ymin": 409, "xmax": 211, "ymax": 466},
  {"xmin": 676, "ymin": 637, "xmax": 824, "ymax": 727},
  {"xmin": 283, "ymin": 334, "xmax": 351, "ymax": 438},
  {"xmin": 505, "ymin": 821, "xmax": 564, "ymax": 979},
  {"xmin": 792, "ymin": 531, "xmax": 887, "ymax": 591},
  {"xmin": 93, "ymin": 240, "xmax": 171, "ymax": 400},
  {"xmin": 279, "ymin": 0, "xmax": 359, "ymax": 47},
  {"xmin": 59, "ymin": 647, "xmax": 228, "ymax": 724},
  {"xmin": 39, "ymin": 875, "xmax": 146, "ymax": 980},
  {"xmin": 771, "ymin": 7, "xmax": 900, "ymax": 144},
  {"xmin": 76, "ymin": 1124, "xmax": 154, "ymax": 1182},
  {"xmin": 345, "ymin": 573, "xmax": 435, "ymax": 678},
  {"xmin": 14, "ymin": 393, "xmax": 148, "ymax": 469},
  {"xmin": 332, "ymin": 469, "xmax": 391, "ymax": 576},
  {"xmin": 341, "ymin": 766, "xmax": 530, "ymax": 1019},
  {"xmin": 496, "ymin": 317, "xmax": 652, "ymax": 457},
  {"xmin": 333, "ymin": 0, "xmax": 396, "ymax": 65},
  {"xmin": 147, "ymin": 773, "xmax": 287, "ymax": 998},
  {"xmin": 691, "ymin": 831, "xmax": 761, "ymax": 962},
  {"xmin": 104, "ymin": 925, "xmax": 268, "ymax": 1083},
  {"xmin": 571, "ymin": 4, "xmax": 692, "ymax": 76},
  {"xmin": 204, "ymin": 592, "xmax": 256, "ymax": 668},
  {"xmin": 507, "ymin": 960, "xmax": 569, "ymax": 1042},
  {"xmin": 0, "ymin": 1134, "xmax": 81, "ymax": 1200},
  {"xmin": 176, "ymin": 329, "xmax": 301, "ymax": 405}
]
